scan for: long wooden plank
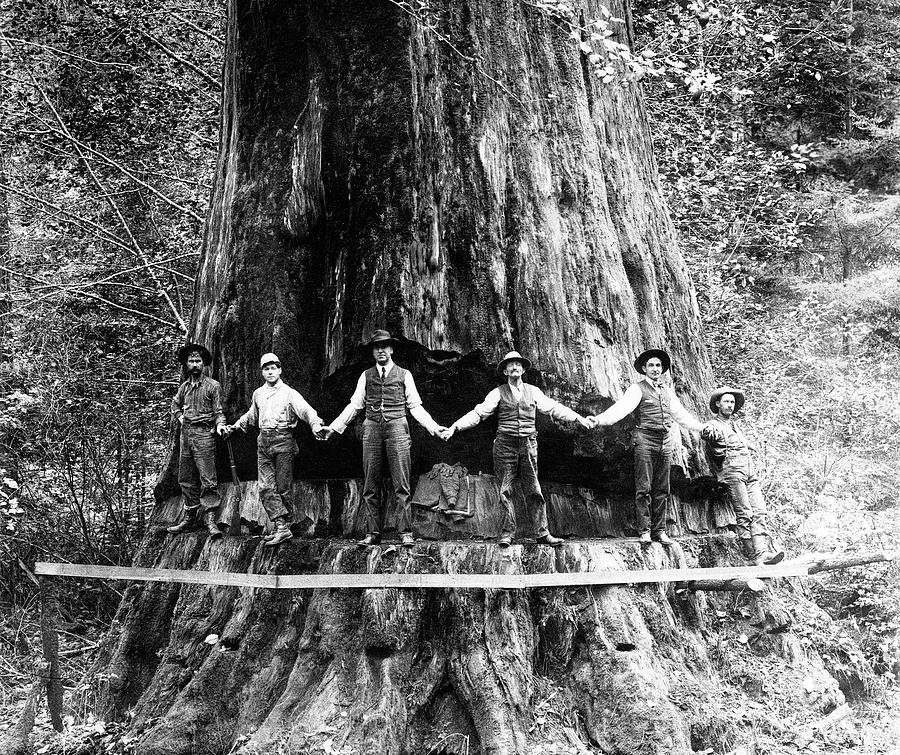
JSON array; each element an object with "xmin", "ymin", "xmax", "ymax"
[{"xmin": 34, "ymin": 561, "xmax": 810, "ymax": 589}]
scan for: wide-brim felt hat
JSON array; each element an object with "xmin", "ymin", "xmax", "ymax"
[
  {"xmin": 365, "ymin": 329, "xmax": 400, "ymax": 348},
  {"xmin": 633, "ymin": 348, "xmax": 671, "ymax": 374},
  {"xmin": 177, "ymin": 342, "xmax": 212, "ymax": 366},
  {"xmin": 497, "ymin": 350, "xmax": 532, "ymax": 374},
  {"xmin": 709, "ymin": 386, "xmax": 745, "ymax": 415}
]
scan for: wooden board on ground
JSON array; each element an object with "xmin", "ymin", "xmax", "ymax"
[{"xmin": 34, "ymin": 561, "xmax": 811, "ymax": 589}]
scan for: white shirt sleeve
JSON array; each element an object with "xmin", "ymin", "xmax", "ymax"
[
  {"xmin": 533, "ymin": 387, "xmax": 581, "ymax": 423},
  {"xmin": 670, "ymin": 392, "xmax": 703, "ymax": 432},
  {"xmin": 592, "ymin": 384, "xmax": 642, "ymax": 426},
  {"xmin": 330, "ymin": 373, "xmax": 367, "ymax": 434},
  {"xmin": 288, "ymin": 387, "xmax": 323, "ymax": 431},
  {"xmin": 452, "ymin": 388, "xmax": 501, "ymax": 431},
  {"xmin": 403, "ymin": 372, "xmax": 440, "ymax": 434},
  {"xmin": 233, "ymin": 389, "xmax": 259, "ymax": 432}
]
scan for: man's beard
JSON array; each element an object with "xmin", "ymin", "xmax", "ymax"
[{"xmin": 189, "ymin": 367, "xmax": 202, "ymax": 375}]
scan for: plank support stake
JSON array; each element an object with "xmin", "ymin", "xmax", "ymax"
[{"xmin": 39, "ymin": 576, "xmax": 64, "ymax": 732}]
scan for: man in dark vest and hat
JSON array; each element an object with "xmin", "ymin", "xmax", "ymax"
[
  {"xmin": 224, "ymin": 352, "xmax": 325, "ymax": 547},
  {"xmin": 701, "ymin": 387, "xmax": 785, "ymax": 565},
  {"xmin": 441, "ymin": 351, "xmax": 592, "ymax": 547},
  {"xmin": 588, "ymin": 349, "xmax": 704, "ymax": 544},
  {"xmin": 319, "ymin": 330, "xmax": 447, "ymax": 547},
  {"xmin": 167, "ymin": 343, "xmax": 228, "ymax": 537}
]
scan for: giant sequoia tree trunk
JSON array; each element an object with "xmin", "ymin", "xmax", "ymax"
[{"xmin": 80, "ymin": 2, "xmax": 752, "ymax": 754}]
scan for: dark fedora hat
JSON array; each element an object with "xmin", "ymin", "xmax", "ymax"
[
  {"xmin": 177, "ymin": 342, "xmax": 212, "ymax": 366},
  {"xmin": 497, "ymin": 350, "xmax": 532, "ymax": 374},
  {"xmin": 365, "ymin": 329, "xmax": 400, "ymax": 348},
  {"xmin": 709, "ymin": 386, "xmax": 745, "ymax": 415},
  {"xmin": 633, "ymin": 348, "xmax": 671, "ymax": 374}
]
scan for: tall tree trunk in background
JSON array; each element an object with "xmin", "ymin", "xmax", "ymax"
[
  {"xmin": 91, "ymin": 2, "xmax": 732, "ymax": 754},
  {"xmin": 152, "ymin": 0, "xmax": 712, "ymax": 497}
]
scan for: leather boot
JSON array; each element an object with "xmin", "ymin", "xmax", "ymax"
[
  {"xmin": 264, "ymin": 519, "xmax": 293, "ymax": 547},
  {"xmin": 167, "ymin": 507, "xmax": 199, "ymax": 534},
  {"xmin": 752, "ymin": 534, "xmax": 785, "ymax": 566},
  {"xmin": 203, "ymin": 509, "xmax": 224, "ymax": 539}
]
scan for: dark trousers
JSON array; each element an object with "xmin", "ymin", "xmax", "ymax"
[
  {"xmin": 178, "ymin": 424, "xmax": 219, "ymax": 512},
  {"xmin": 257, "ymin": 429, "xmax": 297, "ymax": 522},
  {"xmin": 721, "ymin": 456, "xmax": 768, "ymax": 540},
  {"xmin": 633, "ymin": 428, "xmax": 672, "ymax": 535},
  {"xmin": 493, "ymin": 433, "xmax": 550, "ymax": 539},
  {"xmin": 362, "ymin": 417, "xmax": 412, "ymax": 535}
]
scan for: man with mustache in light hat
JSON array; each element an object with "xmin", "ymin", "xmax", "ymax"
[
  {"xmin": 701, "ymin": 387, "xmax": 785, "ymax": 566},
  {"xmin": 588, "ymin": 348, "xmax": 704, "ymax": 545},
  {"xmin": 223, "ymin": 352, "xmax": 325, "ymax": 547},
  {"xmin": 318, "ymin": 330, "xmax": 448, "ymax": 548},
  {"xmin": 167, "ymin": 343, "xmax": 228, "ymax": 538},
  {"xmin": 441, "ymin": 350, "xmax": 593, "ymax": 547}
]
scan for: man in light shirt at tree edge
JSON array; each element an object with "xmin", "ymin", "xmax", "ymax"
[
  {"xmin": 701, "ymin": 387, "xmax": 784, "ymax": 566},
  {"xmin": 167, "ymin": 343, "xmax": 228, "ymax": 538},
  {"xmin": 441, "ymin": 351, "xmax": 593, "ymax": 547},
  {"xmin": 318, "ymin": 330, "xmax": 447, "ymax": 548},
  {"xmin": 224, "ymin": 352, "xmax": 325, "ymax": 547},
  {"xmin": 588, "ymin": 348, "xmax": 704, "ymax": 545}
]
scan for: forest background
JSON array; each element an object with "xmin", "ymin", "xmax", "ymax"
[{"xmin": 1, "ymin": 0, "xmax": 899, "ymax": 751}]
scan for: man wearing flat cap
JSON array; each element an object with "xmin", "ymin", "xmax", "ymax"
[
  {"xmin": 441, "ymin": 351, "xmax": 592, "ymax": 547},
  {"xmin": 224, "ymin": 352, "xmax": 325, "ymax": 546},
  {"xmin": 167, "ymin": 343, "xmax": 228, "ymax": 537},
  {"xmin": 589, "ymin": 349, "xmax": 704, "ymax": 545},
  {"xmin": 702, "ymin": 387, "xmax": 784, "ymax": 565},
  {"xmin": 319, "ymin": 330, "xmax": 447, "ymax": 547}
]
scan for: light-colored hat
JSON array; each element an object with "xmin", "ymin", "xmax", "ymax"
[
  {"xmin": 708, "ymin": 386, "xmax": 745, "ymax": 414},
  {"xmin": 497, "ymin": 350, "xmax": 532, "ymax": 374},
  {"xmin": 260, "ymin": 352, "xmax": 281, "ymax": 368}
]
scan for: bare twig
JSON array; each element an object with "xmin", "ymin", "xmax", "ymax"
[
  {"xmin": 170, "ymin": 13, "xmax": 225, "ymax": 45},
  {"xmin": 17, "ymin": 62, "xmax": 188, "ymax": 332},
  {"xmin": 0, "ymin": 265, "xmax": 177, "ymax": 327},
  {"xmin": 30, "ymin": 121, "xmax": 205, "ymax": 222},
  {"xmin": 3, "ymin": 36, "xmax": 134, "ymax": 68},
  {"xmin": 140, "ymin": 29, "xmax": 222, "ymax": 91}
]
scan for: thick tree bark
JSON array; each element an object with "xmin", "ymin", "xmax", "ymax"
[
  {"xmin": 152, "ymin": 0, "xmax": 713, "ymax": 499},
  {"xmin": 88, "ymin": 2, "xmax": 751, "ymax": 754}
]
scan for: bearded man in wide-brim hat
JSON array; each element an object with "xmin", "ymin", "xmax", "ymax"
[
  {"xmin": 167, "ymin": 343, "xmax": 228, "ymax": 538},
  {"xmin": 442, "ymin": 350, "xmax": 592, "ymax": 547},
  {"xmin": 701, "ymin": 387, "xmax": 784, "ymax": 565},
  {"xmin": 588, "ymin": 348, "xmax": 704, "ymax": 545},
  {"xmin": 319, "ymin": 330, "xmax": 447, "ymax": 548}
]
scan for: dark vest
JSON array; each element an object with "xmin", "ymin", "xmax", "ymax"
[
  {"xmin": 632, "ymin": 380, "xmax": 674, "ymax": 431},
  {"xmin": 497, "ymin": 383, "xmax": 537, "ymax": 437},
  {"xmin": 364, "ymin": 365, "xmax": 408, "ymax": 422}
]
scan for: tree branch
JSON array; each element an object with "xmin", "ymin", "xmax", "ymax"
[{"xmin": 140, "ymin": 30, "xmax": 222, "ymax": 91}]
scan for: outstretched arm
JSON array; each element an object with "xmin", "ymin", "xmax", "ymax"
[
  {"xmin": 441, "ymin": 388, "xmax": 500, "ymax": 440},
  {"xmin": 404, "ymin": 372, "xmax": 445, "ymax": 436},
  {"xmin": 671, "ymin": 393, "xmax": 704, "ymax": 433},
  {"xmin": 589, "ymin": 384, "xmax": 642, "ymax": 427},
  {"xmin": 328, "ymin": 373, "xmax": 367, "ymax": 435},
  {"xmin": 288, "ymin": 388, "xmax": 324, "ymax": 435},
  {"xmin": 533, "ymin": 388, "xmax": 592, "ymax": 429}
]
